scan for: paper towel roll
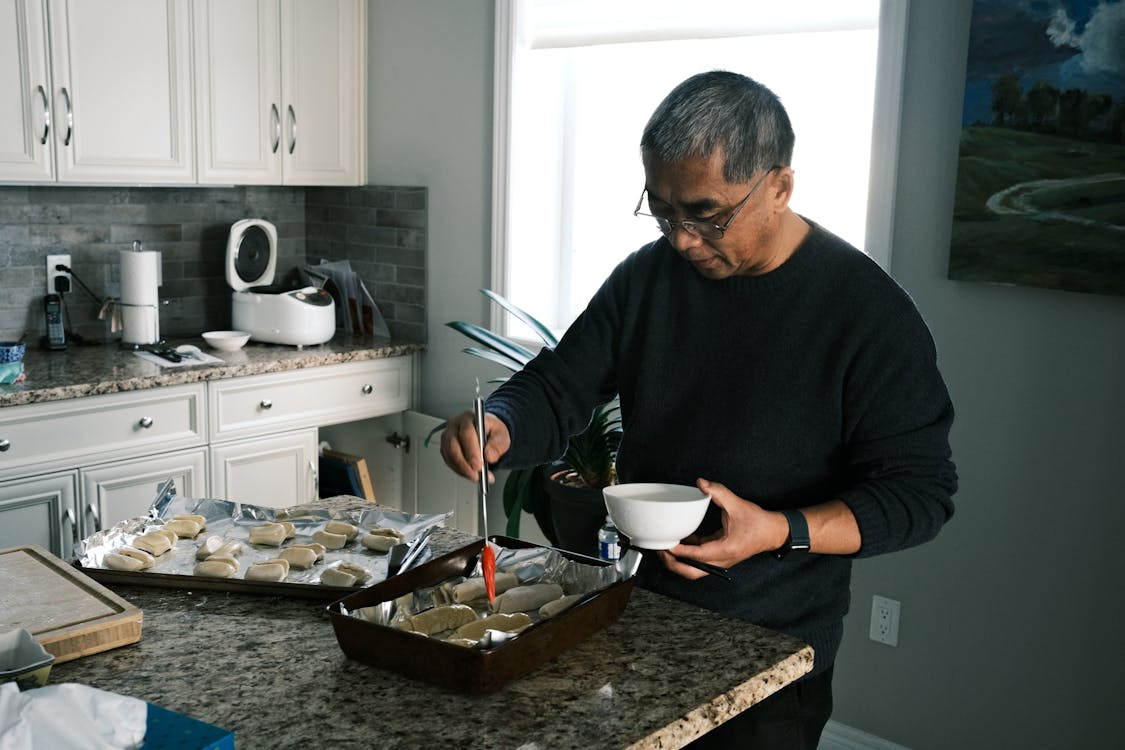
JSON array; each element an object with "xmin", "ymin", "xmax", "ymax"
[
  {"xmin": 119, "ymin": 249, "xmax": 161, "ymax": 306},
  {"xmin": 120, "ymin": 303, "xmax": 159, "ymax": 345}
]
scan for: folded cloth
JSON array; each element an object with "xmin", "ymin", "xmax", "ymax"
[
  {"xmin": 0, "ymin": 682, "xmax": 147, "ymax": 749},
  {"xmin": 0, "ymin": 362, "xmax": 22, "ymax": 385}
]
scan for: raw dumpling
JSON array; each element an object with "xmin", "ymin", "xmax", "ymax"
[
  {"xmin": 394, "ymin": 604, "xmax": 478, "ymax": 636},
  {"xmin": 172, "ymin": 514, "xmax": 207, "ymax": 529},
  {"xmin": 312, "ymin": 529, "xmax": 348, "ymax": 550},
  {"xmin": 320, "ymin": 567, "xmax": 358, "ymax": 587},
  {"xmin": 289, "ymin": 542, "xmax": 326, "ymax": 561},
  {"xmin": 539, "ymin": 593, "xmax": 586, "ymax": 619},
  {"xmin": 195, "ymin": 535, "xmax": 224, "ymax": 560},
  {"xmin": 277, "ymin": 546, "xmax": 318, "ymax": 570},
  {"xmin": 249, "ymin": 522, "xmax": 287, "ymax": 546},
  {"xmin": 163, "ymin": 518, "xmax": 202, "ymax": 539},
  {"xmin": 194, "ymin": 557, "xmax": 239, "ymax": 578},
  {"xmin": 133, "ymin": 531, "xmax": 173, "ymax": 556},
  {"xmin": 450, "ymin": 572, "xmax": 520, "ymax": 603},
  {"xmin": 245, "ymin": 559, "xmax": 290, "ymax": 582},
  {"xmin": 104, "ymin": 546, "xmax": 155, "ymax": 572},
  {"xmin": 490, "ymin": 583, "xmax": 565, "ymax": 614},
  {"xmin": 451, "ymin": 612, "xmax": 533, "ymax": 641},
  {"xmin": 360, "ymin": 529, "xmax": 402, "ymax": 553},
  {"xmin": 324, "ymin": 520, "xmax": 358, "ymax": 540}
]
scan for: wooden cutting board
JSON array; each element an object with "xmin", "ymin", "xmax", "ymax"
[{"xmin": 0, "ymin": 545, "xmax": 142, "ymax": 663}]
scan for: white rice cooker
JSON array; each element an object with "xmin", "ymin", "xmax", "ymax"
[{"xmin": 226, "ymin": 219, "xmax": 335, "ymax": 347}]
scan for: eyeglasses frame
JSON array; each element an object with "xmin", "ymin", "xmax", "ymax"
[{"xmin": 633, "ymin": 165, "xmax": 781, "ymax": 240}]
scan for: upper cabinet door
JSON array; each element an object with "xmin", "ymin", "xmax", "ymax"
[
  {"xmin": 193, "ymin": 0, "xmax": 282, "ymax": 185},
  {"xmin": 48, "ymin": 0, "xmax": 194, "ymax": 184},
  {"xmin": 280, "ymin": 0, "xmax": 364, "ymax": 186},
  {"xmin": 195, "ymin": 0, "xmax": 365, "ymax": 187},
  {"xmin": 0, "ymin": 0, "xmax": 55, "ymax": 182}
]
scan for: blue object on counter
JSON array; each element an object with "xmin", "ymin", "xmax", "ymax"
[
  {"xmin": 141, "ymin": 703, "xmax": 234, "ymax": 749},
  {"xmin": 0, "ymin": 341, "xmax": 24, "ymax": 363},
  {"xmin": 0, "ymin": 361, "xmax": 23, "ymax": 384}
]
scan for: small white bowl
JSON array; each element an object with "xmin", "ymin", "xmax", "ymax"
[
  {"xmin": 603, "ymin": 483, "xmax": 711, "ymax": 550},
  {"xmin": 202, "ymin": 330, "xmax": 251, "ymax": 352}
]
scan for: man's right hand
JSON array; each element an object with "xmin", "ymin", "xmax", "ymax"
[{"xmin": 439, "ymin": 410, "xmax": 511, "ymax": 482}]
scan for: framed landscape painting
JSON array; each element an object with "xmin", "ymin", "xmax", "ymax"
[{"xmin": 947, "ymin": 0, "xmax": 1124, "ymax": 297}]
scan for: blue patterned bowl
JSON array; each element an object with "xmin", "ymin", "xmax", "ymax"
[{"xmin": 0, "ymin": 341, "xmax": 25, "ymax": 363}]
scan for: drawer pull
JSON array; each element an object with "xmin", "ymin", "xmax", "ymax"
[
  {"xmin": 138, "ymin": 417, "xmax": 154, "ymax": 429},
  {"xmin": 0, "ymin": 438, "xmax": 9, "ymax": 452},
  {"xmin": 260, "ymin": 399, "xmax": 273, "ymax": 410},
  {"xmin": 362, "ymin": 384, "xmax": 373, "ymax": 395}
]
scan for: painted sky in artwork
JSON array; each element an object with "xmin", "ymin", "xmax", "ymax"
[{"xmin": 961, "ymin": 0, "xmax": 1125, "ymax": 125}]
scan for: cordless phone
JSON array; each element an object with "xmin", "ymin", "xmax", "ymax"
[{"xmin": 44, "ymin": 293, "xmax": 66, "ymax": 350}]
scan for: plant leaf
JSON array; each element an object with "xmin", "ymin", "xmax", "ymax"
[
  {"xmin": 481, "ymin": 289, "xmax": 559, "ymax": 348},
  {"xmin": 446, "ymin": 321, "xmax": 536, "ymax": 365}
]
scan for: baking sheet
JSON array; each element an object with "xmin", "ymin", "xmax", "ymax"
[{"xmin": 75, "ymin": 492, "xmax": 450, "ymax": 600}]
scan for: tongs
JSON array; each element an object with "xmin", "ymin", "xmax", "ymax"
[
  {"xmin": 474, "ymin": 381, "xmax": 498, "ymax": 602},
  {"xmin": 387, "ymin": 526, "xmax": 436, "ymax": 577}
]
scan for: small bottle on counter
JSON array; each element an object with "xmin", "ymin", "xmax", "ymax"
[{"xmin": 597, "ymin": 515, "xmax": 620, "ymax": 563}]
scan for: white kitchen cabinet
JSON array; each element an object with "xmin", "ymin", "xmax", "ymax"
[
  {"xmin": 0, "ymin": 470, "xmax": 78, "ymax": 558},
  {"xmin": 209, "ymin": 428, "xmax": 317, "ymax": 508},
  {"xmin": 0, "ymin": 0, "xmax": 195, "ymax": 184},
  {"xmin": 193, "ymin": 0, "xmax": 365, "ymax": 186},
  {"xmin": 79, "ymin": 447, "xmax": 208, "ymax": 534}
]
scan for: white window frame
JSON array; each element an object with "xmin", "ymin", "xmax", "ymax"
[{"xmin": 490, "ymin": 0, "xmax": 910, "ymax": 338}]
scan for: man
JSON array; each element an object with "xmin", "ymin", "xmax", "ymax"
[{"xmin": 442, "ymin": 71, "xmax": 957, "ymax": 749}]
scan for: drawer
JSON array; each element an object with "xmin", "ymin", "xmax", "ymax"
[
  {"xmin": 0, "ymin": 384, "xmax": 207, "ymax": 479},
  {"xmin": 208, "ymin": 357, "xmax": 412, "ymax": 443}
]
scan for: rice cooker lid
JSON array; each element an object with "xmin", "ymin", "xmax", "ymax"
[{"xmin": 226, "ymin": 218, "xmax": 278, "ymax": 292}]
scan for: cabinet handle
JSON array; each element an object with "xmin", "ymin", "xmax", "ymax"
[
  {"xmin": 309, "ymin": 458, "xmax": 318, "ymax": 499},
  {"xmin": 138, "ymin": 416, "xmax": 154, "ymax": 429},
  {"xmin": 59, "ymin": 87, "xmax": 73, "ymax": 146},
  {"xmin": 259, "ymin": 399, "xmax": 273, "ymax": 410},
  {"xmin": 270, "ymin": 103, "xmax": 280, "ymax": 153},
  {"xmin": 361, "ymin": 384, "xmax": 373, "ymax": 395},
  {"xmin": 65, "ymin": 508, "xmax": 78, "ymax": 547},
  {"xmin": 37, "ymin": 85, "xmax": 50, "ymax": 144},
  {"xmin": 86, "ymin": 503, "xmax": 101, "ymax": 533},
  {"xmin": 0, "ymin": 438, "xmax": 9, "ymax": 452},
  {"xmin": 287, "ymin": 104, "xmax": 297, "ymax": 154}
]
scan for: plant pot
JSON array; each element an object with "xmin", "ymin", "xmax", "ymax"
[{"xmin": 543, "ymin": 464, "xmax": 608, "ymax": 558}]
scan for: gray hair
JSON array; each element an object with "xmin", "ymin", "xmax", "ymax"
[{"xmin": 640, "ymin": 71, "xmax": 795, "ymax": 183}]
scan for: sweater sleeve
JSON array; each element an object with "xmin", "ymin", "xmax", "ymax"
[{"xmin": 837, "ymin": 304, "xmax": 957, "ymax": 557}]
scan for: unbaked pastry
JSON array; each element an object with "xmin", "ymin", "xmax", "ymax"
[
  {"xmin": 132, "ymin": 531, "xmax": 173, "ymax": 556},
  {"xmin": 312, "ymin": 529, "xmax": 348, "ymax": 550},
  {"xmin": 450, "ymin": 572, "xmax": 520, "ymax": 603},
  {"xmin": 490, "ymin": 583, "xmax": 565, "ymax": 614},
  {"xmin": 104, "ymin": 546, "xmax": 155, "ymax": 571},
  {"xmin": 319, "ymin": 567, "xmax": 358, "ymax": 587},
  {"xmin": 194, "ymin": 557, "xmax": 239, "ymax": 578},
  {"xmin": 451, "ymin": 612, "xmax": 532, "ymax": 641},
  {"xmin": 289, "ymin": 542, "xmax": 326, "ymax": 561},
  {"xmin": 360, "ymin": 530, "xmax": 402, "ymax": 553},
  {"xmin": 394, "ymin": 604, "xmax": 478, "ymax": 636},
  {"xmin": 163, "ymin": 518, "xmax": 202, "ymax": 539},
  {"xmin": 210, "ymin": 540, "xmax": 243, "ymax": 560},
  {"xmin": 538, "ymin": 593, "xmax": 585, "ymax": 619},
  {"xmin": 245, "ymin": 559, "xmax": 289, "ymax": 582},
  {"xmin": 324, "ymin": 520, "xmax": 358, "ymax": 540},
  {"xmin": 249, "ymin": 522, "xmax": 287, "ymax": 546},
  {"xmin": 173, "ymin": 513, "xmax": 207, "ymax": 529},
  {"xmin": 277, "ymin": 546, "xmax": 318, "ymax": 570},
  {"xmin": 195, "ymin": 535, "xmax": 224, "ymax": 560},
  {"xmin": 279, "ymin": 521, "xmax": 296, "ymax": 539}
]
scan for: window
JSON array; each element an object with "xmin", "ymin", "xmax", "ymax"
[{"xmin": 493, "ymin": 0, "xmax": 908, "ymax": 339}]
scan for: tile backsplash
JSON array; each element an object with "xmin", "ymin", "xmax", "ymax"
[{"xmin": 0, "ymin": 185, "xmax": 426, "ymax": 345}]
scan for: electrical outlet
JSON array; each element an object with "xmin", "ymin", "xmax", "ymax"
[
  {"xmin": 47, "ymin": 254, "xmax": 72, "ymax": 295},
  {"xmin": 869, "ymin": 595, "xmax": 900, "ymax": 646}
]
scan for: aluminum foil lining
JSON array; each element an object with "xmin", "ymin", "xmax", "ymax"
[
  {"xmin": 77, "ymin": 494, "xmax": 450, "ymax": 587},
  {"xmin": 342, "ymin": 543, "xmax": 632, "ymax": 649}
]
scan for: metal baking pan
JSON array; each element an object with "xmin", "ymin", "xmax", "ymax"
[{"xmin": 327, "ymin": 536, "xmax": 636, "ymax": 694}]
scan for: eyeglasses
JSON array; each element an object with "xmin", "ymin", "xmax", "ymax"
[{"xmin": 633, "ymin": 166, "xmax": 779, "ymax": 240}]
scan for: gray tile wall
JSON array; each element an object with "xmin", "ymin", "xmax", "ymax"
[{"xmin": 0, "ymin": 185, "xmax": 426, "ymax": 345}]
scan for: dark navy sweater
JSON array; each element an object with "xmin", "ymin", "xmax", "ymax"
[{"xmin": 487, "ymin": 223, "xmax": 957, "ymax": 676}]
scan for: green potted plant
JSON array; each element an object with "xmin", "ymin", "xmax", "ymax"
[{"xmin": 438, "ymin": 289, "xmax": 621, "ymax": 554}]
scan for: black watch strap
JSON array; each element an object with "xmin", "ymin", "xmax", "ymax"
[{"xmin": 774, "ymin": 509, "xmax": 810, "ymax": 560}]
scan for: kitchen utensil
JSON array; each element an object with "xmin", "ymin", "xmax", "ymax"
[
  {"xmin": 603, "ymin": 483, "xmax": 712, "ymax": 550},
  {"xmin": 396, "ymin": 526, "xmax": 436, "ymax": 575},
  {"xmin": 473, "ymin": 381, "xmax": 497, "ymax": 601},
  {"xmin": 386, "ymin": 543, "xmax": 409, "ymax": 577},
  {"xmin": 141, "ymin": 343, "xmax": 182, "ymax": 363},
  {"xmin": 673, "ymin": 555, "xmax": 732, "ymax": 581}
]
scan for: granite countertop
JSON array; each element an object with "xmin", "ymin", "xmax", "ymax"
[
  {"xmin": 0, "ymin": 334, "xmax": 424, "ymax": 408},
  {"xmin": 53, "ymin": 497, "xmax": 815, "ymax": 750}
]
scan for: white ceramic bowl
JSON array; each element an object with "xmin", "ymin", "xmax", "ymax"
[
  {"xmin": 202, "ymin": 330, "xmax": 251, "ymax": 352},
  {"xmin": 603, "ymin": 483, "xmax": 711, "ymax": 550}
]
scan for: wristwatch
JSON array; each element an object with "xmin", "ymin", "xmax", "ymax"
[{"xmin": 773, "ymin": 509, "xmax": 810, "ymax": 560}]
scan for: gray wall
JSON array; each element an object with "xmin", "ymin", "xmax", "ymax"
[{"xmin": 374, "ymin": 1, "xmax": 1125, "ymax": 747}]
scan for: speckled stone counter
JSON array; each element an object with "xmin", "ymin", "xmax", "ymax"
[
  {"xmin": 53, "ymin": 498, "xmax": 814, "ymax": 749},
  {"xmin": 0, "ymin": 334, "xmax": 424, "ymax": 407}
]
